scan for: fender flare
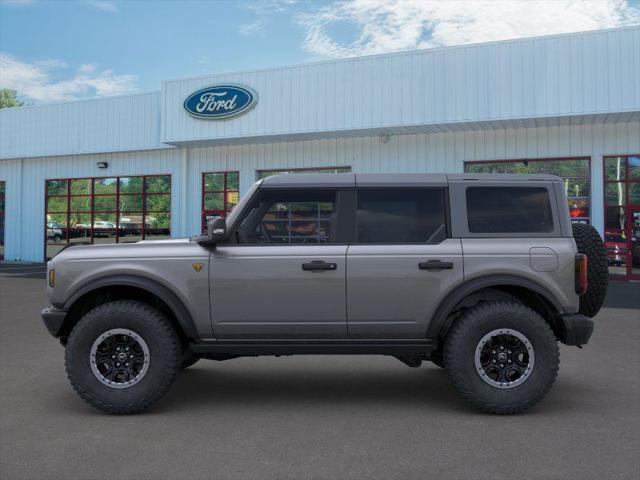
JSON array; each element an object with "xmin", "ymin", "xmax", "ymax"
[
  {"xmin": 426, "ymin": 274, "xmax": 564, "ymax": 340},
  {"xmin": 62, "ymin": 274, "xmax": 198, "ymax": 339}
]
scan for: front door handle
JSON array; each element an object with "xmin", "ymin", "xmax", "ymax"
[
  {"xmin": 302, "ymin": 260, "xmax": 337, "ymax": 272},
  {"xmin": 418, "ymin": 260, "xmax": 454, "ymax": 271}
]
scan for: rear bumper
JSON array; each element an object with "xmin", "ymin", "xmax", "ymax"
[
  {"xmin": 41, "ymin": 305, "xmax": 68, "ymax": 338},
  {"xmin": 557, "ymin": 314, "xmax": 594, "ymax": 346}
]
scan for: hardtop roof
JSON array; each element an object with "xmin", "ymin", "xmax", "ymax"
[{"xmin": 259, "ymin": 172, "xmax": 561, "ymax": 188}]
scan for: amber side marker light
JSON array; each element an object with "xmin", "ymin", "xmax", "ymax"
[
  {"xmin": 575, "ymin": 254, "xmax": 587, "ymax": 295},
  {"xmin": 48, "ymin": 269, "xmax": 55, "ymax": 288}
]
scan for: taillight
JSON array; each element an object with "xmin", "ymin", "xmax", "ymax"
[{"xmin": 575, "ymin": 254, "xmax": 587, "ymax": 295}]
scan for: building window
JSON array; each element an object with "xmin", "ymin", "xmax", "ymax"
[
  {"xmin": 603, "ymin": 155, "xmax": 640, "ymax": 281},
  {"xmin": 0, "ymin": 181, "xmax": 5, "ymax": 260},
  {"xmin": 45, "ymin": 175, "xmax": 171, "ymax": 259},
  {"xmin": 464, "ymin": 158, "xmax": 591, "ymax": 224},
  {"xmin": 257, "ymin": 166, "xmax": 351, "ymax": 180},
  {"xmin": 202, "ymin": 172, "xmax": 239, "ymax": 232}
]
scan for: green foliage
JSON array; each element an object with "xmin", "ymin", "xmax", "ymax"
[{"xmin": 0, "ymin": 89, "xmax": 24, "ymax": 109}]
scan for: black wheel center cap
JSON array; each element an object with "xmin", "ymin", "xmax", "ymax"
[
  {"xmin": 497, "ymin": 352, "xmax": 508, "ymax": 362},
  {"xmin": 117, "ymin": 352, "xmax": 127, "ymax": 362}
]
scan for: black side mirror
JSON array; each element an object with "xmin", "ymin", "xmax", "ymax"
[
  {"xmin": 207, "ymin": 217, "xmax": 227, "ymax": 244},
  {"xmin": 194, "ymin": 217, "xmax": 227, "ymax": 247}
]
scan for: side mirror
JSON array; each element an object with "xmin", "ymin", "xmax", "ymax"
[{"xmin": 207, "ymin": 217, "xmax": 227, "ymax": 244}]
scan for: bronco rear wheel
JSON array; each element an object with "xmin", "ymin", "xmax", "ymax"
[
  {"xmin": 572, "ymin": 223, "xmax": 608, "ymax": 318},
  {"xmin": 65, "ymin": 300, "xmax": 182, "ymax": 414},
  {"xmin": 444, "ymin": 301, "xmax": 559, "ymax": 414}
]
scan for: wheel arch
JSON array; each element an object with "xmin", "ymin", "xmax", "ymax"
[
  {"xmin": 427, "ymin": 275, "xmax": 564, "ymax": 341},
  {"xmin": 59, "ymin": 275, "xmax": 198, "ymax": 342}
]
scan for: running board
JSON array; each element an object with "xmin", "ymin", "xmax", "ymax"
[{"xmin": 191, "ymin": 339, "xmax": 437, "ymax": 356}]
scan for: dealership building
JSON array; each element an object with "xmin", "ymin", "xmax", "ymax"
[{"xmin": 0, "ymin": 26, "xmax": 639, "ymax": 280}]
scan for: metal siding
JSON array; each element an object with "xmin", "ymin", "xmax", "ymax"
[
  {"xmin": 0, "ymin": 92, "xmax": 168, "ymax": 160},
  {"xmin": 4, "ymin": 120, "xmax": 637, "ymax": 261},
  {"xmin": 161, "ymin": 27, "xmax": 639, "ymax": 145}
]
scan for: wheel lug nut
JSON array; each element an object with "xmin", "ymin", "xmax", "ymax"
[
  {"xmin": 508, "ymin": 360, "xmax": 512, "ymax": 363},
  {"xmin": 130, "ymin": 355, "xmax": 134, "ymax": 358},
  {"xmin": 111, "ymin": 355, "xmax": 115, "ymax": 359},
  {"xmin": 500, "ymin": 364, "xmax": 504, "ymax": 368},
  {"xmin": 126, "ymin": 347, "xmax": 129, "ymax": 351},
  {"xmin": 492, "ymin": 360, "xmax": 496, "ymax": 363},
  {"xmin": 125, "ymin": 363, "xmax": 129, "ymax": 367},
  {"xmin": 116, "ymin": 363, "xmax": 120, "ymax": 367},
  {"xmin": 492, "ymin": 350, "xmax": 496, "ymax": 354},
  {"xmin": 500, "ymin": 346, "xmax": 504, "ymax": 350}
]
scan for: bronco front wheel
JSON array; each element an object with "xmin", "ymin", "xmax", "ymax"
[
  {"xmin": 444, "ymin": 301, "xmax": 559, "ymax": 414},
  {"xmin": 65, "ymin": 300, "xmax": 182, "ymax": 414}
]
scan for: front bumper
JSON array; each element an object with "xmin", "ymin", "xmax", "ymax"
[
  {"xmin": 41, "ymin": 305, "xmax": 68, "ymax": 338},
  {"xmin": 557, "ymin": 314, "xmax": 594, "ymax": 346}
]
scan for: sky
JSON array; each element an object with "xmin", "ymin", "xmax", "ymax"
[{"xmin": 1, "ymin": 0, "xmax": 639, "ymax": 104}]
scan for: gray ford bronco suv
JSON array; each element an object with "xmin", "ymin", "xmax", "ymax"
[{"xmin": 42, "ymin": 173, "xmax": 608, "ymax": 415}]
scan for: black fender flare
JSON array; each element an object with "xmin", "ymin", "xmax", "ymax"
[
  {"xmin": 62, "ymin": 274, "xmax": 198, "ymax": 339},
  {"xmin": 426, "ymin": 274, "xmax": 564, "ymax": 340}
]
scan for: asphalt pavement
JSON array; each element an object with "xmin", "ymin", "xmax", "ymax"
[{"xmin": 0, "ymin": 268, "xmax": 638, "ymax": 480}]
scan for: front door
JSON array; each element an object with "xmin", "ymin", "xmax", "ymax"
[
  {"xmin": 210, "ymin": 188, "xmax": 349, "ymax": 338},
  {"xmin": 346, "ymin": 188, "xmax": 464, "ymax": 338}
]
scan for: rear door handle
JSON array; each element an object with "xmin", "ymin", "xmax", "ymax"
[
  {"xmin": 418, "ymin": 260, "xmax": 454, "ymax": 271},
  {"xmin": 302, "ymin": 260, "xmax": 337, "ymax": 272}
]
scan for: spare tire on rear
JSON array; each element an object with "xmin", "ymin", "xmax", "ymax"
[{"xmin": 572, "ymin": 223, "xmax": 608, "ymax": 317}]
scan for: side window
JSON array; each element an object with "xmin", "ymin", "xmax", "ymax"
[
  {"xmin": 466, "ymin": 187, "xmax": 554, "ymax": 233},
  {"xmin": 356, "ymin": 189, "xmax": 447, "ymax": 244},
  {"xmin": 236, "ymin": 190, "xmax": 337, "ymax": 244}
]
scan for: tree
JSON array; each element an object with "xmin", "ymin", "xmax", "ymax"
[{"xmin": 0, "ymin": 89, "xmax": 24, "ymax": 109}]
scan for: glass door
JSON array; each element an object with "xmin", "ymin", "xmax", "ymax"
[{"xmin": 604, "ymin": 155, "xmax": 640, "ymax": 281}]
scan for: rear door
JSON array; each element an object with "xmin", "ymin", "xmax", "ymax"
[
  {"xmin": 210, "ymin": 188, "xmax": 350, "ymax": 338},
  {"xmin": 346, "ymin": 188, "xmax": 463, "ymax": 338}
]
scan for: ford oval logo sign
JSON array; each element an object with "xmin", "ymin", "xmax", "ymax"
[{"xmin": 183, "ymin": 84, "xmax": 257, "ymax": 120}]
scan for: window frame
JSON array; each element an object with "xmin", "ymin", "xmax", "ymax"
[
  {"xmin": 354, "ymin": 187, "xmax": 450, "ymax": 245},
  {"xmin": 463, "ymin": 157, "xmax": 592, "ymax": 224},
  {"xmin": 201, "ymin": 171, "xmax": 240, "ymax": 233},
  {"xmin": 44, "ymin": 174, "xmax": 172, "ymax": 260},
  {"xmin": 602, "ymin": 154, "xmax": 640, "ymax": 281}
]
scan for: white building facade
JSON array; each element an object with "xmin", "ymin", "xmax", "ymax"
[{"xmin": 1, "ymin": 27, "xmax": 639, "ymax": 279}]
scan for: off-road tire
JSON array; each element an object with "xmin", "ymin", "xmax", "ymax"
[
  {"xmin": 572, "ymin": 223, "xmax": 608, "ymax": 318},
  {"xmin": 444, "ymin": 301, "xmax": 559, "ymax": 414},
  {"xmin": 65, "ymin": 300, "xmax": 182, "ymax": 414},
  {"xmin": 181, "ymin": 350, "xmax": 201, "ymax": 370}
]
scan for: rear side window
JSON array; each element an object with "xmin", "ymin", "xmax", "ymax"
[
  {"xmin": 466, "ymin": 187, "xmax": 554, "ymax": 233},
  {"xmin": 356, "ymin": 189, "xmax": 447, "ymax": 243}
]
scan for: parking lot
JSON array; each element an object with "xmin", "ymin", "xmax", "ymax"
[{"xmin": 0, "ymin": 264, "xmax": 638, "ymax": 480}]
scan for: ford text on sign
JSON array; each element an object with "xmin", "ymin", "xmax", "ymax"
[{"xmin": 183, "ymin": 85, "xmax": 257, "ymax": 119}]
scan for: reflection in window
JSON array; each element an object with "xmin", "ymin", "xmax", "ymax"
[
  {"xmin": 465, "ymin": 158, "xmax": 591, "ymax": 224},
  {"xmin": 201, "ymin": 171, "xmax": 240, "ymax": 232},
  {"xmin": 237, "ymin": 191, "xmax": 336, "ymax": 244},
  {"xmin": 45, "ymin": 175, "xmax": 171, "ymax": 259}
]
